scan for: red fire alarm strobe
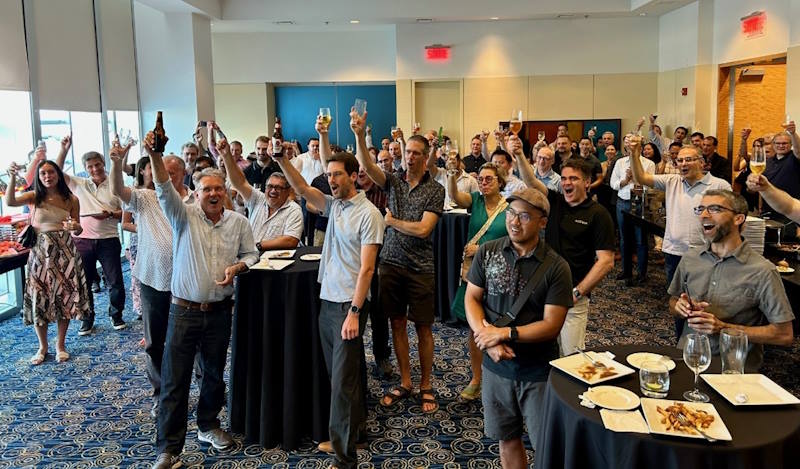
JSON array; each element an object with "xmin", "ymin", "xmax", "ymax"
[
  {"xmin": 741, "ymin": 11, "xmax": 766, "ymax": 39},
  {"xmin": 681, "ymin": 88, "xmax": 688, "ymax": 96},
  {"xmin": 425, "ymin": 44, "xmax": 451, "ymax": 61}
]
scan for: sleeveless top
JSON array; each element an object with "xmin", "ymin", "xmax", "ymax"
[{"xmin": 31, "ymin": 202, "xmax": 71, "ymax": 233}]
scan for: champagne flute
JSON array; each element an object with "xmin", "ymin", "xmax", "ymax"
[
  {"xmin": 510, "ymin": 110, "xmax": 523, "ymax": 136},
  {"xmin": 319, "ymin": 108, "xmax": 332, "ymax": 129},
  {"xmin": 750, "ymin": 146, "xmax": 766, "ymax": 176},
  {"xmin": 683, "ymin": 333, "xmax": 712, "ymax": 402}
]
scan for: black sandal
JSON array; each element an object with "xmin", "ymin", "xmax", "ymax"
[
  {"xmin": 380, "ymin": 385, "xmax": 412, "ymax": 408},
  {"xmin": 419, "ymin": 388, "xmax": 439, "ymax": 414}
]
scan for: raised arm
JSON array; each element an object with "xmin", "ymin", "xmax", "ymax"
[
  {"xmin": 629, "ymin": 136, "xmax": 655, "ymax": 188},
  {"xmin": 746, "ymin": 174, "xmax": 800, "ymax": 223},
  {"xmin": 734, "ymin": 128, "xmax": 751, "ymax": 173},
  {"xmin": 317, "ymin": 116, "xmax": 333, "ymax": 169},
  {"xmin": 447, "ymin": 171, "xmax": 472, "ymax": 208},
  {"xmin": 351, "ymin": 109, "xmax": 386, "ymax": 188},
  {"xmin": 217, "ymin": 138, "xmax": 253, "ymax": 201},
  {"xmin": 513, "ymin": 138, "xmax": 547, "ymax": 195},
  {"xmin": 109, "ymin": 141, "xmax": 133, "ymax": 205},
  {"xmin": 273, "ymin": 149, "xmax": 327, "ymax": 212},
  {"xmin": 786, "ymin": 121, "xmax": 800, "ymax": 159},
  {"xmin": 25, "ymin": 146, "xmax": 46, "ymax": 188},
  {"xmin": 4, "ymin": 164, "xmax": 35, "ymax": 207},
  {"xmin": 54, "ymin": 135, "xmax": 72, "ymax": 185},
  {"xmin": 143, "ymin": 132, "xmax": 169, "ymax": 185}
]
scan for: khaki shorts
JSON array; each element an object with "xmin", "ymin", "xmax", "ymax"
[{"xmin": 378, "ymin": 263, "xmax": 435, "ymax": 325}]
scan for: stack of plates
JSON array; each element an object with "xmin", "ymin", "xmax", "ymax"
[{"xmin": 743, "ymin": 216, "xmax": 765, "ymax": 254}]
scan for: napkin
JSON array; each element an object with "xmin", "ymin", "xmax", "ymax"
[
  {"xmin": 578, "ymin": 392, "xmax": 596, "ymax": 409},
  {"xmin": 599, "ymin": 409, "xmax": 650, "ymax": 434},
  {"xmin": 250, "ymin": 259, "xmax": 294, "ymax": 271}
]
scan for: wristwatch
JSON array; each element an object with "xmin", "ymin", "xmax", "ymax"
[
  {"xmin": 509, "ymin": 326, "xmax": 519, "ymax": 342},
  {"xmin": 349, "ymin": 305, "xmax": 360, "ymax": 315},
  {"xmin": 572, "ymin": 287, "xmax": 583, "ymax": 300}
]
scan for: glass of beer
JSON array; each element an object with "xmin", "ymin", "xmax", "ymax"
[
  {"xmin": 319, "ymin": 108, "xmax": 332, "ymax": 128},
  {"xmin": 510, "ymin": 110, "xmax": 523, "ymax": 135},
  {"xmin": 750, "ymin": 147, "xmax": 766, "ymax": 175}
]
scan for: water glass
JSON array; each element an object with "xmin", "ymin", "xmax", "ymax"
[
  {"xmin": 354, "ymin": 98, "xmax": 367, "ymax": 116},
  {"xmin": 639, "ymin": 361, "xmax": 670, "ymax": 398},
  {"xmin": 720, "ymin": 328, "xmax": 748, "ymax": 374}
]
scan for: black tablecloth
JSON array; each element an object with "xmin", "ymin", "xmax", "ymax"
[
  {"xmin": 432, "ymin": 211, "xmax": 470, "ymax": 323},
  {"xmin": 536, "ymin": 344, "xmax": 800, "ymax": 469},
  {"xmin": 228, "ymin": 246, "xmax": 330, "ymax": 451},
  {"xmin": 0, "ymin": 250, "xmax": 28, "ymax": 275}
]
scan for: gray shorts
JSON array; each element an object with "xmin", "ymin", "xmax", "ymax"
[{"xmin": 481, "ymin": 366, "xmax": 546, "ymax": 448}]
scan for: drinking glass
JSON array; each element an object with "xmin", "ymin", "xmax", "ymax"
[
  {"xmin": 391, "ymin": 126, "xmax": 400, "ymax": 140},
  {"xmin": 720, "ymin": 328, "xmax": 748, "ymax": 374},
  {"xmin": 639, "ymin": 361, "xmax": 670, "ymax": 398},
  {"xmin": 683, "ymin": 333, "xmax": 712, "ymax": 402},
  {"xmin": 319, "ymin": 108, "xmax": 332, "ymax": 128},
  {"xmin": 346, "ymin": 144, "xmax": 354, "ymax": 153},
  {"xmin": 354, "ymin": 98, "xmax": 367, "ymax": 116},
  {"xmin": 537, "ymin": 130, "xmax": 546, "ymax": 142},
  {"xmin": 750, "ymin": 147, "xmax": 766, "ymax": 175},
  {"xmin": 510, "ymin": 110, "xmax": 523, "ymax": 135}
]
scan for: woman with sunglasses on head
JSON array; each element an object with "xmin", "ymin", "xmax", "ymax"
[
  {"xmin": 5, "ymin": 154, "xmax": 91, "ymax": 365},
  {"xmin": 448, "ymin": 161, "xmax": 509, "ymax": 401}
]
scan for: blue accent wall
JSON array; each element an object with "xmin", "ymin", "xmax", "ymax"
[{"xmin": 275, "ymin": 84, "xmax": 396, "ymax": 152}]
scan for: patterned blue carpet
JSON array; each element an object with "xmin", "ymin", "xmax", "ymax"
[{"xmin": 0, "ymin": 258, "xmax": 797, "ymax": 467}]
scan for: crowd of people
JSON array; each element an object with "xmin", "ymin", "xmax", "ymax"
[{"xmin": 7, "ymin": 108, "xmax": 798, "ymax": 469}]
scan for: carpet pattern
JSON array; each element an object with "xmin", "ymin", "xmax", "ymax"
[{"xmin": 0, "ymin": 258, "xmax": 797, "ymax": 467}]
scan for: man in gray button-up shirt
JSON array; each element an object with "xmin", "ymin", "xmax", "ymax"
[
  {"xmin": 144, "ymin": 132, "xmax": 258, "ymax": 466},
  {"xmin": 270, "ymin": 141, "xmax": 383, "ymax": 469},
  {"xmin": 668, "ymin": 190, "xmax": 794, "ymax": 370}
]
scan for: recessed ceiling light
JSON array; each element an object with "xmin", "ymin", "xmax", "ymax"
[
  {"xmin": 490, "ymin": 17, "xmax": 499, "ymax": 20},
  {"xmin": 274, "ymin": 20, "xmax": 295, "ymax": 25},
  {"xmin": 350, "ymin": 19, "xmax": 360, "ymax": 24},
  {"xmin": 416, "ymin": 18, "xmax": 433, "ymax": 23}
]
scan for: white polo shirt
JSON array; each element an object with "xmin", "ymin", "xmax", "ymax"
[
  {"xmin": 244, "ymin": 190, "xmax": 304, "ymax": 248},
  {"xmin": 68, "ymin": 175, "xmax": 121, "ymax": 239}
]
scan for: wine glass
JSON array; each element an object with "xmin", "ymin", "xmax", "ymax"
[
  {"xmin": 510, "ymin": 110, "xmax": 523, "ymax": 136},
  {"xmin": 537, "ymin": 130, "xmax": 546, "ymax": 143},
  {"xmin": 319, "ymin": 108, "xmax": 332, "ymax": 129},
  {"xmin": 683, "ymin": 333, "xmax": 712, "ymax": 402}
]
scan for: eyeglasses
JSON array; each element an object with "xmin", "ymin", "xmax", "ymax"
[
  {"xmin": 773, "ymin": 141, "xmax": 791, "ymax": 146},
  {"xmin": 477, "ymin": 176, "xmax": 496, "ymax": 184},
  {"xmin": 675, "ymin": 157, "xmax": 700, "ymax": 164},
  {"xmin": 266, "ymin": 184, "xmax": 289, "ymax": 191},
  {"xmin": 693, "ymin": 204, "xmax": 737, "ymax": 215},
  {"xmin": 505, "ymin": 207, "xmax": 534, "ymax": 224}
]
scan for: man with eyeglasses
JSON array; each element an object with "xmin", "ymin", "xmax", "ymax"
[
  {"xmin": 220, "ymin": 145, "xmax": 303, "ymax": 251},
  {"xmin": 534, "ymin": 147, "xmax": 561, "ymax": 192},
  {"xmin": 427, "ymin": 144, "xmax": 479, "ymax": 209},
  {"xmin": 668, "ymin": 190, "xmax": 793, "ymax": 370},
  {"xmin": 464, "ymin": 188, "xmax": 572, "ymax": 467},
  {"xmin": 759, "ymin": 123, "xmax": 800, "ymax": 227},
  {"xmin": 629, "ymin": 139, "xmax": 730, "ymax": 337},
  {"xmin": 516, "ymin": 153, "xmax": 615, "ymax": 356}
]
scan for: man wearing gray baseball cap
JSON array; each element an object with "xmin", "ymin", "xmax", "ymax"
[{"xmin": 464, "ymin": 187, "xmax": 573, "ymax": 468}]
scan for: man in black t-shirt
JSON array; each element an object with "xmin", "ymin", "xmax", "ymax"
[
  {"xmin": 465, "ymin": 188, "xmax": 572, "ymax": 466},
  {"xmin": 515, "ymin": 144, "xmax": 615, "ymax": 355}
]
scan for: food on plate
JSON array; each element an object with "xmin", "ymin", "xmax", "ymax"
[
  {"xmin": 777, "ymin": 259, "xmax": 789, "ymax": 268},
  {"xmin": 0, "ymin": 240, "xmax": 25, "ymax": 256},
  {"xmin": 656, "ymin": 402, "xmax": 715, "ymax": 435},
  {"xmin": 776, "ymin": 260, "xmax": 794, "ymax": 273},
  {"xmin": 577, "ymin": 363, "xmax": 618, "ymax": 380}
]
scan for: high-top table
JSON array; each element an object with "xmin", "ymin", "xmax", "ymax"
[{"xmin": 432, "ymin": 210, "xmax": 470, "ymax": 323}]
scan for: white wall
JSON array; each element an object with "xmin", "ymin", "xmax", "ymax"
[
  {"xmin": 134, "ymin": 2, "xmax": 202, "ymax": 154},
  {"xmin": 712, "ymin": 0, "xmax": 792, "ymax": 65},
  {"xmin": 212, "ymin": 30, "xmax": 397, "ymax": 84},
  {"xmin": 658, "ymin": 1, "xmax": 699, "ymax": 71},
  {"xmin": 395, "ymin": 17, "xmax": 659, "ymax": 79}
]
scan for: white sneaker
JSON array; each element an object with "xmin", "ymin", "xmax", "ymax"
[{"xmin": 197, "ymin": 428, "xmax": 234, "ymax": 450}]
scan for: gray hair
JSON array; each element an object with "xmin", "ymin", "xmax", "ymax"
[
  {"xmin": 703, "ymin": 189, "xmax": 748, "ymax": 216},
  {"xmin": 192, "ymin": 168, "xmax": 226, "ymax": 188},
  {"xmin": 163, "ymin": 154, "xmax": 186, "ymax": 171},
  {"xmin": 82, "ymin": 151, "xmax": 105, "ymax": 167},
  {"xmin": 267, "ymin": 172, "xmax": 289, "ymax": 187}
]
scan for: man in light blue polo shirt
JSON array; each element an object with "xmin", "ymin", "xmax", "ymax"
[{"xmin": 271, "ymin": 144, "xmax": 384, "ymax": 469}]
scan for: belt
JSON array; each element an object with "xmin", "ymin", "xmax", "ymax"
[{"xmin": 171, "ymin": 296, "xmax": 232, "ymax": 312}]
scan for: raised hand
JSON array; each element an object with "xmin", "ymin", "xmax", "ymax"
[
  {"xmin": 350, "ymin": 107, "xmax": 366, "ymax": 136},
  {"xmin": 143, "ymin": 131, "xmax": 158, "ymax": 155},
  {"xmin": 109, "ymin": 140, "xmax": 125, "ymax": 163},
  {"xmin": 216, "ymin": 137, "xmax": 230, "ymax": 157},
  {"xmin": 60, "ymin": 134, "xmax": 72, "ymax": 153},
  {"xmin": 315, "ymin": 115, "xmax": 329, "ymax": 135},
  {"xmin": 784, "ymin": 120, "xmax": 796, "ymax": 135},
  {"xmin": 480, "ymin": 130, "xmax": 490, "ymax": 141},
  {"xmin": 7, "ymin": 163, "xmax": 19, "ymax": 178},
  {"xmin": 746, "ymin": 173, "xmax": 769, "ymax": 192},
  {"xmin": 741, "ymin": 127, "xmax": 752, "ymax": 140}
]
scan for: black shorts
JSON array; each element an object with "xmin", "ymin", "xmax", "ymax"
[{"xmin": 378, "ymin": 263, "xmax": 435, "ymax": 325}]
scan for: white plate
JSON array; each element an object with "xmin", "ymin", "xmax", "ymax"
[
  {"xmin": 250, "ymin": 259, "xmax": 294, "ymax": 271},
  {"xmin": 777, "ymin": 265, "xmax": 795, "ymax": 274},
  {"xmin": 640, "ymin": 398, "xmax": 732, "ymax": 441},
  {"xmin": 626, "ymin": 352, "xmax": 677, "ymax": 371},
  {"xmin": 300, "ymin": 253, "xmax": 322, "ymax": 261},
  {"xmin": 549, "ymin": 351, "xmax": 635, "ymax": 385},
  {"xmin": 701, "ymin": 374, "xmax": 800, "ymax": 406},
  {"xmin": 260, "ymin": 249, "xmax": 296, "ymax": 260},
  {"xmin": 584, "ymin": 385, "xmax": 641, "ymax": 411}
]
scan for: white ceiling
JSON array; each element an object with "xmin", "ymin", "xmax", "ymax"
[{"xmin": 137, "ymin": 0, "xmax": 696, "ymax": 32}]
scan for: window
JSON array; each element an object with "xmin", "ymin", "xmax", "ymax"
[{"xmin": 39, "ymin": 109, "xmax": 103, "ymax": 177}]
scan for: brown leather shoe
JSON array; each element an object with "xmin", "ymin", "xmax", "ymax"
[{"xmin": 317, "ymin": 440, "xmax": 367, "ymax": 453}]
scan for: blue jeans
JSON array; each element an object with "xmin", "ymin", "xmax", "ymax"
[
  {"xmin": 664, "ymin": 252, "xmax": 684, "ymax": 338},
  {"xmin": 73, "ymin": 237, "xmax": 125, "ymax": 318},
  {"xmin": 616, "ymin": 199, "xmax": 647, "ymax": 278},
  {"xmin": 157, "ymin": 301, "xmax": 232, "ymax": 455}
]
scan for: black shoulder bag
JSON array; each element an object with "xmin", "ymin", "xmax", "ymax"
[
  {"xmin": 487, "ymin": 248, "xmax": 555, "ymax": 328},
  {"xmin": 18, "ymin": 205, "xmax": 37, "ymax": 248}
]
